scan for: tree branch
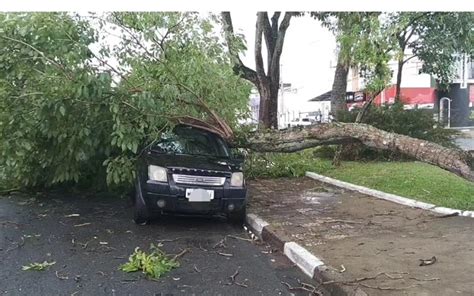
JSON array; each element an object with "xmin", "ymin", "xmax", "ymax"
[
  {"xmin": 269, "ymin": 12, "xmax": 293, "ymax": 79},
  {"xmin": 237, "ymin": 123, "xmax": 474, "ymax": 182},
  {"xmin": 403, "ymin": 54, "xmax": 418, "ymax": 64},
  {"xmin": 221, "ymin": 12, "xmax": 258, "ymax": 85},
  {"xmin": 261, "ymin": 12, "xmax": 274, "ymax": 72},
  {"xmin": 255, "ymin": 13, "xmax": 267, "ymax": 79},
  {"xmin": 0, "ymin": 35, "xmax": 73, "ymax": 80}
]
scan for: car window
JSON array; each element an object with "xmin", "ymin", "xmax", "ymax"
[
  {"xmin": 153, "ymin": 127, "xmax": 230, "ymax": 158},
  {"xmin": 302, "ymin": 118, "xmax": 310, "ymax": 122}
]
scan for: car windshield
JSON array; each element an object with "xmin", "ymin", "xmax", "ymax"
[{"xmin": 152, "ymin": 127, "xmax": 230, "ymax": 158}]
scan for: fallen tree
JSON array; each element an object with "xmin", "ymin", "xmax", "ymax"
[
  {"xmin": 1, "ymin": 12, "xmax": 472, "ymax": 189},
  {"xmin": 177, "ymin": 112, "xmax": 474, "ymax": 182}
]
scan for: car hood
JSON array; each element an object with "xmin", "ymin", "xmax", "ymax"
[{"xmin": 145, "ymin": 152, "xmax": 242, "ymax": 173}]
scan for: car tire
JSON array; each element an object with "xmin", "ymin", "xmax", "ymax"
[
  {"xmin": 228, "ymin": 207, "xmax": 246, "ymax": 225},
  {"xmin": 133, "ymin": 181, "xmax": 151, "ymax": 225}
]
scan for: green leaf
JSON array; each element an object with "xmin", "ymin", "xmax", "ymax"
[{"xmin": 22, "ymin": 261, "xmax": 56, "ymax": 271}]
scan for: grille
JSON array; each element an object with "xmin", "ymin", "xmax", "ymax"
[{"xmin": 172, "ymin": 174, "xmax": 226, "ymax": 186}]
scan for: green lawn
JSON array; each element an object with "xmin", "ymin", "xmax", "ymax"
[{"xmin": 314, "ymin": 161, "xmax": 474, "ymax": 211}]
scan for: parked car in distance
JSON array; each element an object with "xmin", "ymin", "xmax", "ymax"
[
  {"xmin": 288, "ymin": 117, "xmax": 313, "ymax": 127},
  {"xmin": 133, "ymin": 125, "xmax": 247, "ymax": 225}
]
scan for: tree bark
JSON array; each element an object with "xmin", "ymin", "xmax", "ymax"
[
  {"xmin": 330, "ymin": 55, "xmax": 349, "ymax": 118},
  {"xmin": 236, "ymin": 123, "xmax": 474, "ymax": 182},
  {"xmin": 395, "ymin": 57, "xmax": 404, "ymax": 102},
  {"xmin": 222, "ymin": 12, "xmax": 293, "ymax": 130}
]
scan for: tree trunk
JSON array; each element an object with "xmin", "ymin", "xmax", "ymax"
[
  {"xmin": 395, "ymin": 57, "xmax": 404, "ymax": 102},
  {"xmin": 331, "ymin": 58, "xmax": 349, "ymax": 118},
  {"xmin": 237, "ymin": 123, "xmax": 474, "ymax": 182},
  {"xmin": 221, "ymin": 12, "xmax": 293, "ymax": 130}
]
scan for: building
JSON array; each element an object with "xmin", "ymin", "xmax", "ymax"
[{"xmin": 313, "ymin": 54, "xmax": 474, "ymax": 127}]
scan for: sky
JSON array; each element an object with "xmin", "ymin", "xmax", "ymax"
[{"xmin": 230, "ymin": 12, "xmax": 337, "ymax": 112}]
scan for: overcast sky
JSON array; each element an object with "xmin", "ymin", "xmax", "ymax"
[{"xmin": 230, "ymin": 12, "xmax": 337, "ymax": 111}]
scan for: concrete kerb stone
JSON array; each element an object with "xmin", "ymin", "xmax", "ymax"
[
  {"xmin": 245, "ymin": 213, "xmax": 269, "ymax": 237},
  {"xmin": 305, "ymin": 171, "xmax": 473, "ymax": 218},
  {"xmin": 244, "ymin": 213, "xmax": 366, "ymax": 296},
  {"xmin": 283, "ymin": 242, "xmax": 324, "ymax": 277},
  {"xmin": 245, "ymin": 213, "xmax": 325, "ymax": 279}
]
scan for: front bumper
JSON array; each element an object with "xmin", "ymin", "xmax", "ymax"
[{"xmin": 142, "ymin": 180, "xmax": 247, "ymax": 215}]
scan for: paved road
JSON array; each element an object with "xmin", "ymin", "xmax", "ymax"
[{"xmin": 0, "ymin": 192, "xmax": 326, "ymax": 296}]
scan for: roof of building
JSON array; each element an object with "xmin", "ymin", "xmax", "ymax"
[{"xmin": 309, "ymin": 90, "xmax": 332, "ymax": 102}]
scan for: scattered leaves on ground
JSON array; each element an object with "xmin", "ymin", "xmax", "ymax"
[{"xmin": 119, "ymin": 244, "xmax": 179, "ymax": 279}]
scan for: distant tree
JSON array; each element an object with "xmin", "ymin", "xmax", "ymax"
[
  {"xmin": 313, "ymin": 12, "xmax": 390, "ymax": 119},
  {"xmin": 386, "ymin": 12, "xmax": 474, "ymax": 101}
]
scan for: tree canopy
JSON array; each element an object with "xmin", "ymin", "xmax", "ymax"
[{"xmin": 0, "ymin": 12, "xmax": 472, "ymax": 191}]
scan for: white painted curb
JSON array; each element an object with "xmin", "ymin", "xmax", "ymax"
[
  {"xmin": 245, "ymin": 213, "xmax": 269, "ymax": 236},
  {"xmin": 245, "ymin": 213, "xmax": 326, "ymax": 279},
  {"xmin": 306, "ymin": 171, "xmax": 474, "ymax": 218},
  {"xmin": 284, "ymin": 242, "xmax": 325, "ymax": 278}
]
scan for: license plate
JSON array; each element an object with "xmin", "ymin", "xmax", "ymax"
[{"xmin": 185, "ymin": 188, "xmax": 214, "ymax": 202}]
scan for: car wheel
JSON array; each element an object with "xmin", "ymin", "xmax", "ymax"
[
  {"xmin": 228, "ymin": 207, "xmax": 246, "ymax": 225},
  {"xmin": 133, "ymin": 181, "xmax": 151, "ymax": 225}
]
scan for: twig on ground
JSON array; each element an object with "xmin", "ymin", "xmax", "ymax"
[
  {"xmin": 156, "ymin": 237, "xmax": 182, "ymax": 243},
  {"xmin": 226, "ymin": 235, "xmax": 253, "ymax": 242},
  {"xmin": 323, "ymin": 271, "xmax": 407, "ymax": 285},
  {"xmin": 321, "ymin": 219, "xmax": 364, "ymax": 224},
  {"xmin": 214, "ymin": 237, "xmax": 227, "ymax": 249},
  {"xmin": 76, "ymin": 239, "xmax": 94, "ymax": 249},
  {"xmin": 198, "ymin": 243, "xmax": 208, "ymax": 252},
  {"xmin": 358, "ymin": 283, "xmax": 417, "ymax": 290},
  {"xmin": 55, "ymin": 271, "xmax": 69, "ymax": 280},
  {"xmin": 409, "ymin": 277, "xmax": 440, "ymax": 282},
  {"xmin": 6, "ymin": 236, "xmax": 25, "ymax": 252},
  {"xmin": 339, "ymin": 265, "xmax": 346, "ymax": 273},
  {"xmin": 172, "ymin": 248, "xmax": 190, "ymax": 261},
  {"xmin": 281, "ymin": 281, "xmax": 322, "ymax": 295},
  {"xmin": 193, "ymin": 265, "xmax": 201, "ymax": 273},
  {"xmin": 227, "ymin": 267, "xmax": 248, "ymax": 288},
  {"xmin": 73, "ymin": 223, "xmax": 91, "ymax": 227},
  {"xmin": 217, "ymin": 251, "xmax": 233, "ymax": 257},
  {"xmin": 229, "ymin": 267, "xmax": 240, "ymax": 282},
  {"xmin": 0, "ymin": 220, "xmax": 22, "ymax": 227}
]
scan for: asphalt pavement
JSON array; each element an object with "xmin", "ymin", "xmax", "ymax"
[{"xmin": 0, "ymin": 192, "xmax": 326, "ymax": 296}]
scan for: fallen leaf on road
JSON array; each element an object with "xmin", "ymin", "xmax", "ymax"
[
  {"xmin": 419, "ymin": 256, "xmax": 437, "ymax": 266},
  {"xmin": 22, "ymin": 261, "xmax": 56, "ymax": 271}
]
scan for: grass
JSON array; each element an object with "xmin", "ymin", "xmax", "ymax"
[
  {"xmin": 245, "ymin": 150, "xmax": 474, "ymax": 211},
  {"xmin": 317, "ymin": 161, "xmax": 474, "ymax": 211}
]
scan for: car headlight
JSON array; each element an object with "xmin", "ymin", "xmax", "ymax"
[
  {"xmin": 148, "ymin": 165, "xmax": 167, "ymax": 182},
  {"xmin": 230, "ymin": 172, "xmax": 244, "ymax": 187}
]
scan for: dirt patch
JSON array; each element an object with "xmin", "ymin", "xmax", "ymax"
[{"xmin": 248, "ymin": 177, "xmax": 474, "ymax": 296}]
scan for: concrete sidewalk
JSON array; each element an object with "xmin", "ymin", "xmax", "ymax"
[{"xmin": 247, "ymin": 177, "xmax": 474, "ymax": 296}]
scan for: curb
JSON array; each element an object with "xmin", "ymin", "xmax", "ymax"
[
  {"xmin": 245, "ymin": 214, "xmax": 367, "ymax": 296},
  {"xmin": 305, "ymin": 171, "xmax": 474, "ymax": 218}
]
